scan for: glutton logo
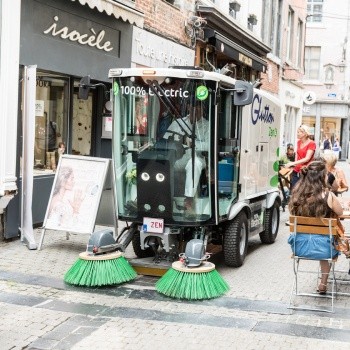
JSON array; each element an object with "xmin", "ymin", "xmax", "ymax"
[
  {"xmin": 196, "ymin": 85, "xmax": 208, "ymax": 100},
  {"xmin": 251, "ymin": 94, "xmax": 274, "ymax": 125},
  {"xmin": 113, "ymin": 82, "xmax": 119, "ymax": 96}
]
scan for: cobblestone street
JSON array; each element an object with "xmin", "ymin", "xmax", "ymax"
[{"xmin": 1, "ymin": 162, "xmax": 350, "ymax": 350}]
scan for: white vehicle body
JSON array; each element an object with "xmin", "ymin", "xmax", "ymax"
[
  {"xmin": 106, "ymin": 67, "xmax": 282, "ymax": 267},
  {"xmin": 240, "ymin": 89, "xmax": 281, "ymax": 198}
]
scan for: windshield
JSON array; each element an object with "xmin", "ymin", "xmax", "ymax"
[{"xmin": 112, "ymin": 75, "xmax": 215, "ymax": 224}]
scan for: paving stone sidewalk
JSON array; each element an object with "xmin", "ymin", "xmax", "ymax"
[{"xmin": 0, "ymin": 161, "xmax": 350, "ymax": 349}]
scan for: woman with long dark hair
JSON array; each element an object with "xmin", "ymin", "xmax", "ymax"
[{"xmin": 288, "ymin": 161, "xmax": 344, "ymax": 294}]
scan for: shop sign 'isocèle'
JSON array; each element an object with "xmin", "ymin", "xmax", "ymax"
[{"xmin": 43, "ymin": 15, "xmax": 114, "ymax": 52}]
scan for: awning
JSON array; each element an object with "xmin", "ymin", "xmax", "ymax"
[
  {"xmin": 72, "ymin": 0, "xmax": 144, "ymax": 28},
  {"xmin": 205, "ymin": 30, "xmax": 267, "ymax": 72}
]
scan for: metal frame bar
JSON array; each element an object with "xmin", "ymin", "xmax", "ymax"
[{"xmin": 288, "ymin": 216, "xmax": 338, "ymax": 313}]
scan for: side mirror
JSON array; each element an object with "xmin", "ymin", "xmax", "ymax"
[
  {"xmin": 78, "ymin": 75, "xmax": 91, "ymax": 100},
  {"xmin": 233, "ymin": 80, "xmax": 253, "ymax": 106}
]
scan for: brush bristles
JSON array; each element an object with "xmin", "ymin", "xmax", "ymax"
[
  {"xmin": 64, "ymin": 256, "xmax": 137, "ymax": 287},
  {"xmin": 156, "ymin": 268, "xmax": 229, "ymax": 300}
]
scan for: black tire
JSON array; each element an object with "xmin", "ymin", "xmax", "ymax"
[
  {"xmin": 223, "ymin": 212, "xmax": 248, "ymax": 267},
  {"xmin": 131, "ymin": 230, "xmax": 154, "ymax": 258},
  {"xmin": 260, "ymin": 201, "xmax": 280, "ymax": 244}
]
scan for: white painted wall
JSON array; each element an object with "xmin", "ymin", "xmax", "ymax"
[
  {"xmin": 199, "ymin": 0, "xmax": 264, "ymax": 39},
  {"xmin": 304, "ymin": 1, "xmax": 350, "ymax": 101},
  {"xmin": 0, "ymin": 0, "xmax": 21, "ymax": 197}
]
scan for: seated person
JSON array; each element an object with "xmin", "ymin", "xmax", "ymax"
[
  {"xmin": 323, "ymin": 152, "xmax": 348, "ymax": 194},
  {"xmin": 279, "ymin": 144, "xmax": 295, "ymax": 197},
  {"xmin": 280, "ymin": 143, "xmax": 295, "ymax": 164},
  {"xmin": 288, "ymin": 161, "xmax": 349, "ymax": 294},
  {"xmin": 313, "ymin": 156, "xmax": 339, "ymax": 193},
  {"xmin": 163, "ymin": 103, "xmax": 209, "ymax": 214}
]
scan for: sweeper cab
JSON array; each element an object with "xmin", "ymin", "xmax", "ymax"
[{"xmin": 105, "ymin": 67, "xmax": 281, "ymax": 273}]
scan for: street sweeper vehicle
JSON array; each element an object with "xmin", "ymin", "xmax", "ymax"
[{"xmin": 107, "ymin": 67, "xmax": 281, "ymax": 272}]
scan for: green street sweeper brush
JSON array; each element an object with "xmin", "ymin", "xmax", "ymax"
[
  {"xmin": 156, "ymin": 239, "xmax": 229, "ymax": 300},
  {"xmin": 64, "ymin": 229, "xmax": 137, "ymax": 287}
]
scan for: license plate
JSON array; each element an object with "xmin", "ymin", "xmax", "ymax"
[{"xmin": 143, "ymin": 217, "xmax": 164, "ymax": 234}]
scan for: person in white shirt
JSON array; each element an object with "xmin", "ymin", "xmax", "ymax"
[{"xmin": 163, "ymin": 104, "xmax": 209, "ymax": 213}]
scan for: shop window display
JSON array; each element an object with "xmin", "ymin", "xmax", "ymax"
[{"xmin": 34, "ymin": 74, "xmax": 68, "ymax": 174}]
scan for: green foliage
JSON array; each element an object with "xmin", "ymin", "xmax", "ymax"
[{"xmin": 126, "ymin": 168, "xmax": 137, "ymax": 185}]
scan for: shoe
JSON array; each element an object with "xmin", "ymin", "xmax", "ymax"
[{"xmin": 317, "ymin": 283, "xmax": 327, "ymax": 295}]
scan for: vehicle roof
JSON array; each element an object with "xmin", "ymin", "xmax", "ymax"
[{"xmin": 108, "ymin": 67, "xmax": 238, "ymax": 86}]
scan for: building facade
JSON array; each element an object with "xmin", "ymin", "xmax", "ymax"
[
  {"xmin": 278, "ymin": 0, "xmax": 307, "ymax": 149},
  {"xmin": 1, "ymin": 0, "xmax": 197, "ymax": 239},
  {"xmin": 1, "ymin": 0, "xmax": 309, "ymax": 239},
  {"xmin": 258, "ymin": 0, "xmax": 307, "ymax": 149},
  {"xmin": 0, "ymin": 0, "xmax": 21, "ymax": 235},
  {"xmin": 4, "ymin": 0, "xmax": 143, "ymax": 238},
  {"xmin": 302, "ymin": 0, "xmax": 350, "ymax": 159},
  {"xmin": 195, "ymin": 0, "xmax": 270, "ymax": 82},
  {"xmin": 193, "ymin": 0, "xmax": 307, "ymax": 151}
]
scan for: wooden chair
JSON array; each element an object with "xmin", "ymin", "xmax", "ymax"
[{"xmin": 288, "ymin": 215, "xmax": 338, "ymax": 313}]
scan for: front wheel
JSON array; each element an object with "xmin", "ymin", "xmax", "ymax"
[
  {"xmin": 259, "ymin": 201, "xmax": 280, "ymax": 244},
  {"xmin": 132, "ymin": 230, "xmax": 154, "ymax": 258},
  {"xmin": 223, "ymin": 212, "xmax": 248, "ymax": 267}
]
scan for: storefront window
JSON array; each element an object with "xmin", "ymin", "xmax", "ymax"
[
  {"xmin": 34, "ymin": 73, "xmax": 69, "ymax": 173},
  {"xmin": 321, "ymin": 119, "xmax": 341, "ymax": 147}
]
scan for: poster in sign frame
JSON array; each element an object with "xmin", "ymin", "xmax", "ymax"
[{"xmin": 42, "ymin": 155, "xmax": 110, "ymax": 234}]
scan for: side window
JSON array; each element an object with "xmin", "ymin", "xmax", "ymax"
[
  {"xmin": 218, "ymin": 89, "xmax": 241, "ymax": 213},
  {"xmin": 218, "ymin": 91, "xmax": 240, "ymax": 147}
]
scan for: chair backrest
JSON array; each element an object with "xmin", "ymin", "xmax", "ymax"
[
  {"xmin": 289, "ymin": 215, "xmax": 337, "ymax": 235},
  {"xmin": 289, "ymin": 215, "xmax": 338, "ymax": 260}
]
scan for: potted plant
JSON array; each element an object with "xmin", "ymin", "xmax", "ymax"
[
  {"xmin": 126, "ymin": 168, "xmax": 137, "ymax": 185},
  {"xmin": 248, "ymin": 14, "xmax": 258, "ymax": 25},
  {"xmin": 126, "ymin": 168, "xmax": 137, "ymax": 200},
  {"xmin": 229, "ymin": 1, "xmax": 241, "ymax": 12}
]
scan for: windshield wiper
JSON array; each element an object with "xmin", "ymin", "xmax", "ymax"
[
  {"xmin": 147, "ymin": 79, "xmax": 199, "ymax": 189},
  {"xmin": 146, "ymin": 80, "xmax": 193, "ymax": 138}
]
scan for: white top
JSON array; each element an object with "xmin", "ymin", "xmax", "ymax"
[{"xmin": 163, "ymin": 116, "xmax": 209, "ymax": 152}]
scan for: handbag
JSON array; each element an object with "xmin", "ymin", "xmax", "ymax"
[{"xmin": 331, "ymin": 214, "xmax": 350, "ymax": 253}]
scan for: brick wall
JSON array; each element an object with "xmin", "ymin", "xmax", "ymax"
[
  {"xmin": 135, "ymin": 0, "xmax": 195, "ymax": 47},
  {"xmin": 260, "ymin": 60, "xmax": 279, "ymax": 94}
]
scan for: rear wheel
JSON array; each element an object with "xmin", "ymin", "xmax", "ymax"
[
  {"xmin": 132, "ymin": 230, "xmax": 154, "ymax": 258},
  {"xmin": 259, "ymin": 201, "xmax": 280, "ymax": 244},
  {"xmin": 223, "ymin": 212, "xmax": 248, "ymax": 267}
]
